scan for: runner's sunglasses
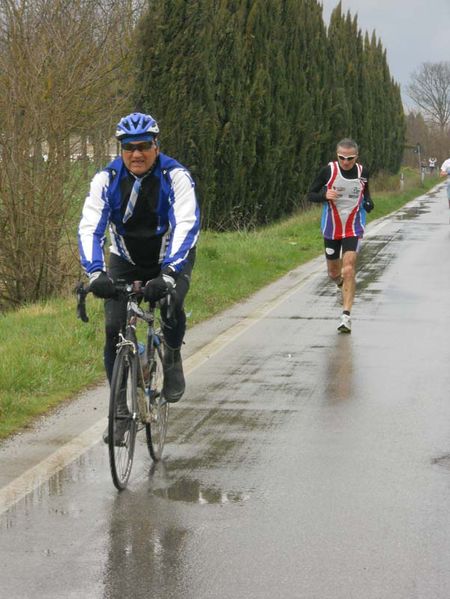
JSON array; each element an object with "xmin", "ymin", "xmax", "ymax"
[{"xmin": 337, "ymin": 154, "xmax": 357, "ymax": 161}]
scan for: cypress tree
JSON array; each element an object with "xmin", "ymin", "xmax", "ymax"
[
  {"xmin": 211, "ymin": 0, "xmax": 249, "ymax": 228},
  {"xmin": 285, "ymin": 0, "xmax": 333, "ymax": 196},
  {"xmin": 132, "ymin": 0, "xmax": 404, "ymax": 229},
  {"xmin": 327, "ymin": 3, "xmax": 353, "ymax": 141},
  {"xmin": 134, "ymin": 0, "xmax": 219, "ymax": 224},
  {"xmin": 361, "ymin": 33, "xmax": 405, "ymax": 173}
]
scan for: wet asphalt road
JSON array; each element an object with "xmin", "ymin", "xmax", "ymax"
[{"xmin": 1, "ymin": 185, "xmax": 450, "ymax": 598}]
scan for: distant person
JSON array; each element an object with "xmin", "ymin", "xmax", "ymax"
[
  {"xmin": 440, "ymin": 156, "xmax": 450, "ymax": 208},
  {"xmin": 428, "ymin": 156, "xmax": 437, "ymax": 174},
  {"xmin": 307, "ymin": 138, "xmax": 374, "ymax": 334},
  {"xmin": 78, "ymin": 112, "xmax": 200, "ymax": 431}
]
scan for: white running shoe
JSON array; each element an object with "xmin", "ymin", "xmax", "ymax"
[{"xmin": 337, "ymin": 313, "xmax": 351, "ymax": 333}]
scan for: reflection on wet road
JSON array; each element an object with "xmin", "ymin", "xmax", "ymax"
[{"xmin": 2, "ymin": 186, "xmax": 450, "ymax": 598}]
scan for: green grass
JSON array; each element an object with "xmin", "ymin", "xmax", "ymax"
[
  {"xmin": 0, "ymin": 170, "xmax": 441, "ymax": 439},
  {"xmin": 0, "ymin": 298, "xmax": 105, "ymax": 437},
  {"xmin": 188, "ymin": 209, "xmax": 324, "ymax": 323}
]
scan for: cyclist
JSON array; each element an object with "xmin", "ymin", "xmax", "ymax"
[
  {"xmin": 440, "ymin": 156, "xmax": 450, "ymax": 209},
  {"xmin": 78, "ymin": 112, "xmax": 200, "ymax": 421},
  {"xmin": 307, "ymin": 138, "xmax": 373, "ymax": 333}
]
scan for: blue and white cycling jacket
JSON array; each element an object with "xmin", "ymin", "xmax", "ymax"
[{"xmin": 78, "ymin": 153, "xmax": 200, "ymax": 275}]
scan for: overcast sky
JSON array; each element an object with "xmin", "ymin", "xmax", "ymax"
[{"xmin": 320, "ymin": 0, "xmax": 450, "ymax": 104}]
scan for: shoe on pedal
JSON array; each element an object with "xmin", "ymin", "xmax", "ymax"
[
  {"xmin": 102, "ymin": 418, "xmax": 130, "ymax": 446},
  {"xmin": 337, "ymin": 313, "xmax": 351, "ymax": 333}
]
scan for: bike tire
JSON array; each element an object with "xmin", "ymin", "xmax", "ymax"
[
  {"xmin": 145, "ymin": 342, "xmax": 169, "ymax": 461},
  {"xmin": 108, "ymin": 345, "xmax": 138, "ymax": 490}
]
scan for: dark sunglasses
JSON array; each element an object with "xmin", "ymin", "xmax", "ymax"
[
  {"xmin": 121, "ymin": 141, "xmax": 155, "ymax": 153},
  {"xmin": 337, "ymin": 154, "xmax": 357, "ymax": 161}
]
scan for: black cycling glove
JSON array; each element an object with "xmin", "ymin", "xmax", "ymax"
[
  {"xmin": 89, "ymin": 272, "xmax": 117, "ymax": 299},
  {"xmin": 144, "ymin": 272, "xmax": 175, "ymax": 303}
]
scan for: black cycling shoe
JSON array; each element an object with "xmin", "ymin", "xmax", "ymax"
[
  {"xmin": 102, "ymin": 418, "xmax": 130, "ymax": 446},
  {"xmin": 162, "ymin": 345, "xmax": 185, "ymax": 402}
]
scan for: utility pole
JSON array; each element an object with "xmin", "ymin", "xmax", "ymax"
[{"xmin": 415, "ymin": 142, "xmax": 425, "ymax": 185}]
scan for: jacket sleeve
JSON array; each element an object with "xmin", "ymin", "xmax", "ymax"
[
  {"xmin": 361, "ymin": 166, "xmax": 372, "ymax": 200},
  {"xmin": 163, "ymin": 168, "xmax": 200, "ymax": 273},
  {"xmin": 306, "ymin": 166, "xmax": 331, "ymax": 203},
  {"xmin": 78, "ymin": 171, "xmax": 111, "ymax": 275}
]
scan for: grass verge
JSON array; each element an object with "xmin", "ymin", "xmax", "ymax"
[{"xmin": 0, "ymin": 172, "xmax": 441, "ymax": 439}]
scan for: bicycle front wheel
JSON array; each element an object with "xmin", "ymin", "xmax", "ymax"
[
  {"xmin": 108, "ymin": 345, "xmax": 138, "ymax": 490},
  {"xmin": 145, "ymin": 343, "xmax": 169, "ymax": 461}
]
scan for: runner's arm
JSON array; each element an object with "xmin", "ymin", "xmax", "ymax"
[
  {"xmin": 306, "ymin": 166, "xmax": 332, "ymax": 203},
  {"xmin": 361, "ymin": 166, "xmax": 374, "ymax": 212}
]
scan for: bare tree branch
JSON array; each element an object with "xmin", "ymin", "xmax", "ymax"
[
  {"xmin": 0, "ymin": 0, "xmax": 145, "ymax": 308},
  {"xmin": 406, "ymin": 62, "xmax": 450, "ymax": 132}
]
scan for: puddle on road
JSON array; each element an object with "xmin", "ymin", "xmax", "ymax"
[
  {"xmin": 152, "ymin": 477, "xmax": 250, "ymax": 505},
  {"xmin": 394, "ymin": 194, "xmax": 434, "ymax": 220},
  {"xmin": 148, "ymin": 404, "xmax": 291, "ymax": 506},
  {"xmin": 431, "ymin": 454, "xmax": 450, "ymax": 471},
  {"xmin": 395, "ymin": 205, "xmax": 429, "ymax": 220}
]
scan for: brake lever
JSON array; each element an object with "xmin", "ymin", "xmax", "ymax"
[{"xmin": 75, "ymin": 282, "xmax": 89, "ymax": 323}]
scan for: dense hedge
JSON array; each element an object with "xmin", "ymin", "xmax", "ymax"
[{"xmin": 134, "ymin": 0, "xmax": 405, "ymax": 229}]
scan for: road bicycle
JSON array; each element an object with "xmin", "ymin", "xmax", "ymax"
[{"xmin": 76, "ymin": 280, "xmax": 170, "ymax": 490}]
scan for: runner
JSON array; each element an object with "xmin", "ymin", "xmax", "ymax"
[{"xmin": 307, "ymin": 138, "xmax": 374, "ymax": 333}]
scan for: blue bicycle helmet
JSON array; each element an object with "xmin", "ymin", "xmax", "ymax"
[{"xmin": 115, "ymin": 112, "xmax": 160, "ymax": 143}]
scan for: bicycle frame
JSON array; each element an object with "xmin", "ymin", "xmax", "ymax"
[
  {"xmin": 120, "ymin": 293, "xmax": 163, "ymax": 418},
  {"xmin": 76, "ymin": 280, "xmax": 171, "ymax": 489}
]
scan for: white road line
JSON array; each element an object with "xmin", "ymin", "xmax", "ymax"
[{"xmin": 0, "ymin": 419, "xmax": 106, "ymax": 515}]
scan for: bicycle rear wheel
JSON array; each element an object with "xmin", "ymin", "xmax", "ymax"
[
  {"xmin": 108, "ymin": 345, "xmax": 138, "ymax": 490},
  {"xmin": 145, "ymin": 342, "xmax": 169, "ymax": 461}
]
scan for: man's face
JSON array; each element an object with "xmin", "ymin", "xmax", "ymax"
[
  {"xmin": 336, "ymin": 146, "xmax": 358, "ymax": 171},
  {"xmin": 121, "ymin": 139, "xmax": 159, "ymax": 176}
]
